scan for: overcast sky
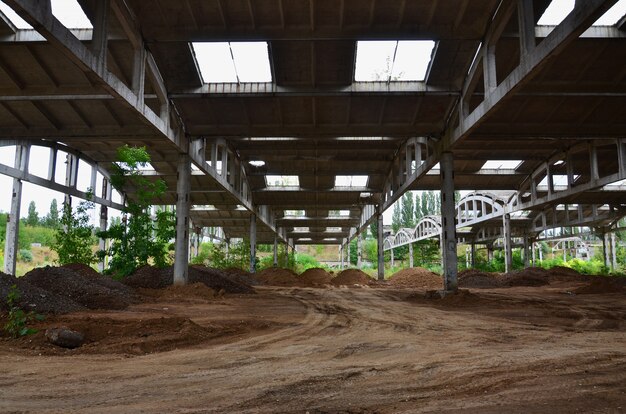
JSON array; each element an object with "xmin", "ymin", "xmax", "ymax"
[{"xmin": 1, "ymin": 0, "xmax": 625, "ymax": 226}]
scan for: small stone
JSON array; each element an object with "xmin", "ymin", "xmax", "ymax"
[{"xmin": 45, "ymin": 327, "xmax": 84, "ymax": 349}]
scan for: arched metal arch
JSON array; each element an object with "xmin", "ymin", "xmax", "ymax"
[
  {"xmin": 384, "ymin": 215, "xmax": 442, "ymax": 250},
  {"xmin": 455, "ymin": 191, "xmax": 508, "ymax": 227}
]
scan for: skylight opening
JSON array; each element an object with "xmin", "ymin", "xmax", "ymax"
[
  {"xmin": 0, "ymin": 2, "xmax": 31, "ymax": 28},
  {"xmin": 266, "ymin": 175, "xmax": 299, "ymax": 187},
  {"xmin": 323, "ymin": 238, "xmax": 337, "ymax": 241},
  {"xmin": 51, "ymin": 0, "xmax": 92, "ymax": 28},
  {"xmin": 354, "ymin": 40, "xmax": 436, "ymax": 82},
  {"xmin": 593, "ymin": 0, "xmax": 626, "ymax": 25},
  {"xmin": 284, "ymin": 210, "xmax": 304, "ymax": 217},
  {"xmin": 537, "ymin": 0, "xmax": 574, "ymax": 26},
  {"xmin": 326, "ymin": 227, "xmax": 342, "ymax": 232},
  {"xmin": 481, "ymin": 160, "xmax": 522, "ymax": 170},
  {"xmin": 298, "ymin": 238, "xmax": 312, "ymax": 241},
  {"xmin": 335, "ymin": 175, "xmax": 368, "ymax": 187},
  {"xmin": 293, "ymin": 227, "xmax": 309, "ymax": 233},
  {"xmin": 248, "ymin": 160, "xmax": 265, "ymax": 167},
  {"xmin": 192, "ymin": 42, "xmax": 272, "ymax": 83},
  {"xmin": 329, "ymin": 210, "xmax": 350, "ymax": 217}
]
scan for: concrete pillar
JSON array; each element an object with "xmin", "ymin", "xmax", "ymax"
[
  {"xmin": 539, "ymin": 244, "xmax": 543, "ymax": 262},
  {"xmin": 357, "ymin": 232, "xmax": 363, "ymax": 268},
  {"xmin": 523, "ymin": 236, "xmax": 530, "ymax": 268},
  {"xmin": 347, "ymin": 240, "xmax": 351, "ymax": 267},
  {"xmin": 173, "ymin": 154, "xmax": 191, "ymax": 285},
  {"xmin": 98, "ymin": 178, "xmax": 108, "ymax": 272},
  {"xmin": 602, "ymin": 232, "xmax": 609, "ymax": 269},
  {"xmin": 611, "ymin": 232, "xmax": 617, "ymax": 271},
  {"xmin": 502, "ymin": 213, "xmax": 512, "ymax": 273},
  {"xmin": 531, "ymin": 241, "xmax": 536, "ymax": 266},
  {"xmin": 390, "ymin": 248, "xmax": 394, "ymax": 269},
  {"xmin": 470, "ymin": 243, "xmax": 476, "ymax": 268},
  {"xmin": 409, "ymin": 242, "xmax": 414, "ymax": 268},
  {"xmin": 3, "ymin": 145, "xmax": 28, "ymax": 276},
  {"xmin": 340, "ymin": 244, "xmax": 344, "ymax": 269},
  {"xmin": 195, "ymin": 227, "xmax": 202, "ymax": 257},
  {"xmin": 465, "ymin": 247, "xmax": 470, "ymax": 268},
  {"xmin": 377, "ymin": 208, "xmax": 384, "ymax": 281},
  {"xmin": 250, "ymin": 214, "xmax": 257, "ymax": 273},
  {"xmin": 225, "ymin": 237, "xmax": 230, "ymax": 260},
  {"xmin": 273, "ymin": 234, "xmax": 278, "ymax": 267},
  {"xmin": 440, "ymin": 152, "xmax": 458, "ymax": 291},
  {"xmin": 487, "ymin": 245, "xmax": 494, "ymax": 262}
]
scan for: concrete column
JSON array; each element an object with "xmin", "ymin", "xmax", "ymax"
[
  {"xmin": 357, "ymin": 232, "xmax": 363, "ymax": 268},
  {"xmin": 273, "ymin": 234, "xmax": 278, "ymax": 267},
  {"xmin": 195, "ymin": 227, "xmax": 202, "ymax": 257},
  {"xmin": 173, "ymin": 154, "xmax": 191, "ymax": 285},
  {"xmin": 285, "ymin": 240, "xmax": 289, "ymax": 265},
  {"xmin": 487, "ymin": 245, "xmax": 494, "ymax": 262},
  {"xmin": 470, "ymin": 243, "xmax": 476, "ymax": 268},
  {"xmin": 340, "ymin": 245, "xmax": 344, "ymax": 269},
  {"xmin": 539, "ymin": 244, "xmax": 543, "ymax": 262},
  {"xmin": 602, "ymin": 232, "xmax": 609, "ymax": 268},
  {"xmin": 502, "ymin": 213, "xmax": 513, "ymax": 273},
  {"xmin": 409, "ymin": 242, "xmax": 414, "ymax": 268},
  {"xmin": 250, "ymin": 214, "xmax": 257, "ymax": 273},
  {"xmin": 3, "ymin": 145, "xmax": 28, "ymax": 276},
  {"xmin": 523, "ymin": 236, "xmax": 530, "ymax": 268},
  {"xmin": 531, "ymin": 241, "xmax": 536, "ymax": 266},
  {"xmin": 225, "ymin": 237, "xmax": 230, "ymax": 260},
  {"xmin": 377, "ymin": 208, "xmax": 384, "ymax": 281},
  {"xmin": 347, "ymin": 241, "xmax": 351, "ymax": 267},
  {"xmin": 611, "ymin": 232, "xmax": 617, "ymax": 270},
  {"xmin": 98, "ymin": 178, "xmax": 109, "ymax": 272},
  {"xmin": 440, "ymin": 152, "xmax": 458, "ymax": 291},
  {"xmin": 390, "ymin": 248, "xmax": 394, "ymax": 269}
]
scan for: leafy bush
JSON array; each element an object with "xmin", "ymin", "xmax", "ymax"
[
  {"xmin": 3, "ymin": 285, "xmax": 44, "ymax": 338},
  {"xmin": 190, "ymin": 242, "xmax": 213, "ymax": 265},
  {"xmin": 51, "ymin": 194, "xmax": 97, "ymax": 266},
  {"xmin": 210, "ymin": 239, "xmax": 254, "ymax": 270},
  {"xmin": 18, "ymin": 249, "xmax": 32, "ymax": 263}
]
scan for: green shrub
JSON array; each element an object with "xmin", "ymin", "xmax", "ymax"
[
  {"xmin": 3, "ymin": 285, "xmax": 44, "ymax": 338},
  {"xmin": 18, "ymin": 249, "xmax": 32, "ymax": 263}
]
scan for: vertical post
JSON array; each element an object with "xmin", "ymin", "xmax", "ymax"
[
  {"xmin": 602, "ymin": 231, "xmax": 609, "ymax": 268},
  {"xmin": 357, "ymin": 232, "xmax": 363, "ymax": 268},
  {"xmin": 3, "ymin": 145, "xmax": 28, "ymax": 275},
  {"xmin": 225, "ymin": 237, "xmax": 230, "ymax": 260},
  {"xmin": 340, "ymin": 244, "xmax": 344, "ymax": 269},
  {"xmin": 502, "ymin": 213, "xmax": 512, "ymax": 273},
  {"xmin": 531, "ymin": 241, "xmax": 536, "ymax": 266},
  {"xmin": 409, "ymin": 242, "xmax": 414, "ymax": 268},
  {"xmin": 470, "ymin": 242, "xmax": 476, "ymax": 268},
  {"xmin": 377, "ymin": 207, "xmax": 384, "ymax": 281},
  {"xmin": 250, "ymin": 214, "xmax": 257, "ymax": 273},
  {"xmin": 98, "ymin": 178, "xmax": 109, "ymax": 273},
  {"xmin": 173, "ymin": 154, "xmax": 191, "ymax": 285},
  {"xmin": 539, "ymin": 244, "xmax": 543, "ymax": 262},
  {"xmin": 465, "ymin": 248, "xmax": 470, "ymax": 268},
  {"xmin": 346, "ymin": 240, "xmax": 351, "ymax": 267},
  {"xmin": 90, "ymin": 0, "xmax": 109, "ymax": 63},
  {"xmin": 487, "ymin": 245, "xmax": 494, "ymax": 262},
  {"xmin": 390, "ymin": 248, "xmax": 394, "ymax": 269},
  {"xmin": 517, "ymin": 0, "xmax": 536, "ymax": 57},
  {"xmin": 132, "ymin": 44, "xmax": 146, "ymax": 108},
  {"xmin": 273, "ymin": 234, "xmax": 278, "ymax": 267},
  {"xmin": 523, "ymin": 236, "xmax": 530, "ymax": 268},
  {"xmin": 440, "ymin": 152, "xmax": 458, "ymax": 291},
  {"xmin": 611, "ymin": 232, "xmax": 617, "ymax": 271},
  {"xmin": 195, "ymin": 227, "xmax": 202, "ymax": 257}
]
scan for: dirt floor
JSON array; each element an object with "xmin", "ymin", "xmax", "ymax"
[{"xmin": 1, "ymin": 268, "xmax": 625, "ymax": 413}]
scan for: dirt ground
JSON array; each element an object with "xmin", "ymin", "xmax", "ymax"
[{"xmin": 1, "ymin": 274, "xmax": 625, "ymax": 413}]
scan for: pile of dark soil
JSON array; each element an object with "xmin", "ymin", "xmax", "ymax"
[
  {"xmin": 218, "ymin": 267, "xmax": 260, "ymax": 286},
  {"xmin": 123, "ymin": 265, "xmax": 254, "ymax": 294},
  {"xmin": 389, "ymin": 268, "xmax": 443, "ymax": 289},
  {"xmin": 547, "ymin": 266, "xmax": 589, "ymax": 283},
  {"xmin": 299, "ymin": 268, "xmax": 333, "ymax": 286},
  {"xmin": 255, "ymin": 267, "xmax": 300, "ymax": 286},
  {"xmin": 574, "ymin": 277, "xmax": 626, "ymax": 294},
  {"xmin": 139, "ymin": 282, "xmax": 217, "ymax": 301},
  {"xmin": 22, "ymin": 266, "xmax": 136, "ymax": 310},
  {"xmin": 0, "ymin": 271, "xmax": 85, "ymax": 314},
  {"xmin": 332, "ymin": 269, "xmax": 372, "ymax": 286},
  {"xmin": 458, "ymin": 269, "xmax": 501, "ymax": 289},
  {"xmin": 500, "ymin": 267, "xmax": 550, "ymax": 287}
]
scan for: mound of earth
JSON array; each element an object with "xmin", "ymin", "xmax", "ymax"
[
  {"xmin": 458, "ymin": 269, "xmax": 501, "ymax": 289},
  {"xmin": 389, "ymin": 268, "xmax": 443, "ymax": 289},
  {"xmin": 22, "ymin": 266, "xmax": 135, "ymax": 311},
  {"xmin": 220, "ymin": 267, "xmax": 260, "ymax": 286},
  {"xmin": 299, "ymin": 268, "xmax": 333, "ymax": 286},
  {"xmin": 332, "ymin": 269, "xmax": 372, "ymax": 286},
  {"xmin": 139, "ymin": 282, "xmax": 216, "ymax": 301},
  {"xmin": 0, "ymin": 271, "xmax": 85, "ymax": 314},
  {"xmin": 123, "ymin": 266, "xmax": 254, "ymax": 294},
  {"xmin": 574, "ymin": 277, "xmax": 626, "ymax": 294},
  {"xmin": 255, "ymin": 267, "xmax": 300, "ymax": 286},
  {"xmin": 547, "ymin": 266, "xmax": 588, "ymax": 282},
  {"xmin": 60, "ymin": 264, "xmax": 137, "ymax": 296},
  {"xmin": 501, "ymin": 267, "xmax": 550, "ymax": 287}
]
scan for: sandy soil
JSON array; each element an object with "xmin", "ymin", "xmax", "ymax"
[{"xmin": 1, "ymin": 282, "xmax": 625, "ymax": 413}]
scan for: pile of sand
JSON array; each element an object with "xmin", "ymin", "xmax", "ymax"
[
  {"xmin": 299, "ymin": 268, "xmax": 333, "ymax": 286},
  {"xmin": 332, "ymin": 269, "xmax": 372, "ymax": 286},
  {"xmin": 255, "ymin": 267, "xmax": 300, "ymax": 286},
  {"xmin": 388, "ymin": 268, "xmax": 443, "ymax": 289}
]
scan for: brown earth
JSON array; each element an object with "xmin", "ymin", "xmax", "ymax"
[
  {"xmin": 298, "ymin": 267, "xmax": 333, "ymax": 286},
  {"xmin": 389, "ymin": 267, "xmax": 443, "ymax": 289},
  {"xmin": 332, "ymin": 268, "xmax": 374, "ymax": 286},
  {"xmin": 1, "ymin": 267, "xmax": 626, "ymax": 413}
]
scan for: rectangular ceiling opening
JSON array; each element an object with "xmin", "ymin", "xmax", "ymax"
[
  {"xmin": 284, "ymin": 210, "xmax": 304, "ymax": 217},
  {"xmin": 192, "ymin": 42, "xmax": 272, "ymax": 83},
  {"xmin": 538, "ymin": 0, "xmax": 626, "ymax": 26},
  {"xmin": 52, "ymin": 0, "xmax": 92, "ymax": 28},
  {"xmin": 354, "ymin": 40, "xmax": 436, "ymax": 82},
  {"xmin": 293, "ymin": 227, "xmax": 309, "ymax": 233},
  {"xmin": 0, "ymin": 2, "xmax": 31, "ymax": 28},
  {"xmin": 326, "ymin": 227, "xmax": 342, "ymax": 232},
  {"xmin": 335, "ymin": 175, "xmax": 368, "ymax": 187},
  {"xmin": 266, "ymin": 175, "xmax": 299, "ymax": 187},
  {"xmin": 481, "ymin": 160, "xmax": 522, "ymax": 170},
  {"xmin": 329, "ymin": 210, "xmax": 350, "ymax": 217}
]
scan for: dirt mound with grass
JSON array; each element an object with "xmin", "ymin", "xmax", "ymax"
[
  {"xmin": 332, "ymin": 269, "xmax": 372, "ymax": 286},
  {"xmin": 22, "ymin": 266, "xmax": 135, "ymax": 311},
  {"xmin": 574, "ymin": 277, "xmax": 626, "ymax": 294},
  {"xmin": 0, "ymin": 271, "xmax": 85, "ymax": 314},
  {"xmin": 299, "ymin": 268, "xmax": 333, "ymax": 286},
  {"xmin": 458, "ymin": 269, "xmax": 501, "ymax": 289},
  {"xmin": 123, "ymin": 266, "xmax": 254, "ymax": 294},
  {"xmin": 388, "ymin": 268, "xmax": 443, "ymax": 289},
  {"xmin": 255, "ymin": 267, "xmax": 300, "ymax": 286}
]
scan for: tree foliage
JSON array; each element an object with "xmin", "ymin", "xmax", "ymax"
[
  {"xmin": 51, "ymin": 194, "xmax": 97, "ymax": 266},
  {"xmin": 26, "ymin": 201, "xmax": 39, "ymax": 227},
  {"xmin": 97, "ymin": 145, "xmax": 175, "ymax": 278}
]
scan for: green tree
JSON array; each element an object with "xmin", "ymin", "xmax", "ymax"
[
  {"xmin": 51, "ymin": 195, "xmax": 97, "ymax": 266},
  {"xmin": 97, "ymin": 145, "xmax": 175, "ymax": 278},
  {"xmin": 44, "ymin": 199, "xmax": 60, "ymax": 228},
  {"xmin": 26, "ymin": 201, "xmax": 39, "ymax": 227},
  {"xmin": 370, "ymin": 219, "xmax": 378, "ymax": 239},
  {"xmin": 414, "ymin": 192, "xmax": 423, "ymax": 221},
  {"xmin": 400, "ymin": 192, "xmax": 414, "ymax": 228},
  {"xmin": 391, "ymin": 202, "xmax": 401, "ymax": 232},
  {"xmin": 421, "ymin": 192, "xmax": 429, "ymax": 217}
]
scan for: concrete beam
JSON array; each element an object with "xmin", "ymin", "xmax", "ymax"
[
  {"xmin": 3, "ymin": 145, "xmax": 27, "ymax": 275},
  {"xmin": 173, "ymin": 154, "xmax": 191, "ymax": 285},
  {"xmin": 440, "ymin": 152, "xmax": 458, "ymax": 291}
]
